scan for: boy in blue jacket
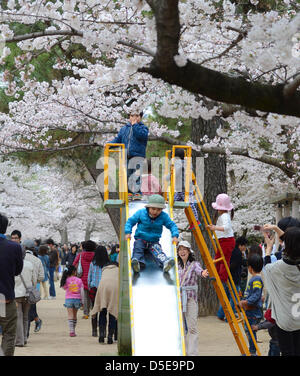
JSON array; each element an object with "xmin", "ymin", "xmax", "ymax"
[
  {"xmin": 125, "ymin": 195, "xmax": 179, "ymax": 273},
  {"xmin": 239, "ymin": 253, "xmax": 264, "ymax": 355},
  {"xmin": 111, "ymin": 111, "xmax": 148, "ymax": 198}
]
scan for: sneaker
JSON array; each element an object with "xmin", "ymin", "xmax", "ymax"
[
  {"xmin": 163, "ymin": 258, "xmax": 175, "ymax": 273},
  {"xmin": 70, "ymin": 332, "xmax": 76, "ymax": 337},
  {"xmin": 82, "ymin": 315, "xmax": 89, "ymax": 319},
  {"xmin": 133, "ymin": 193, "xmax": 142, "ymax": 200},
  {"xmin": 34, "ymin": 319, "xmax": 42, "ymax": 332},
  {"xmin": 131, "ymin": 258, "xmax": 140, "ymax": 273}
]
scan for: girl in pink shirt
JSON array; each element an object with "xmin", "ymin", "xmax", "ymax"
[
  {"xmin": 141, "ymin": 159, "xmax": 162, "ymax": 196},
  {"xmin": 60, "ymin": 265, "xmax": 84, "ymax": 337}
]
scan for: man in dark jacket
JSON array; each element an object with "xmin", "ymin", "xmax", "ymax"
[
  {"xmin": 111, "ymin": 111, "xmax": 149, "ymax": 197},
  {"xmin": 47, "ymin": 239, "xmax": 58, "ymax": 299},
  {"xmin": 0, "ymin": 213, "xmax": 23, "ymax": 356},
  {"xmin": 229, "ymin": 236, "xmax": 248, "ymax": 311}
]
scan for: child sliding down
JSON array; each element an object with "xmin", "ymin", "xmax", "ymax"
[{"xmin": 125, "ymin": 194, "xmax": 179, "ymax": 273}]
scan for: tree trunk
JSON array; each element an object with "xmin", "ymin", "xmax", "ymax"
[
  {"xmin": 81, "ymin": 156, "xmax": 121, "ymax": 238},
  {"xmin": 85, "ymin": 220, "xmax": 96, "ymax": 241},
  {"xmin": 59, "ymin": 226, "xmax": 68, "ymax": 245},
  {"xmin": 191, "ymin": 116, "xmax": 227, "ymax": 316}
]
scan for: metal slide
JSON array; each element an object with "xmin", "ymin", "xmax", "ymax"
[{"xmin": 127, "ymin": 200, "xmax": 186, "ymax": 356}]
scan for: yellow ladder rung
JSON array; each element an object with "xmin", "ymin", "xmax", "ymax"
[{"xmin": 213, "ymin": 257, "xmax": 223, "ymax": 264}]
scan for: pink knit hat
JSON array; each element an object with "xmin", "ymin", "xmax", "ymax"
[{"xmin": 212, "ymin": 193, "xmax": 233, "ymax": 211}]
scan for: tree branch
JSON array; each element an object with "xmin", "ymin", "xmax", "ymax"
[
  {"xmin": 283, "ymin": 74, "xmax": 300, "ymax": 99},
  {"xmin": 1, "ymin": 134, "xmax": 295, "ymax": 179},
  {"xmin": 140, "ymin": 1, "xmax": 300, "ymax": 118}
]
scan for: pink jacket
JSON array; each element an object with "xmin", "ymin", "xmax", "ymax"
[
  {"xmin": 73, "ymin": 251, "xmax": 95, "ymax": 290},
  {"xmin": 141, "ymin": 174, "xmax": 162, "ymax": 196}
]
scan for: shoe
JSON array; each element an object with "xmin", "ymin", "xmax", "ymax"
[
  {"xmin": 34, "ymin": 319, "xmax": 42, "ymax": 332},
  {"xmin": 131, "ymin": 258, "xmax": 140, "ymax": 273},
  {"xmin": 99, "ymin": 327, "xmax": 106, "ymax": 343},
  {"xmin": 133, "ymin": 193, "xmax": 142, "ymax": 200},
  {"xmin": 70, "ymin": 332, "xmax": 76, "ymax": 337},
  {"xmin": 128, "ymin": 193, "xmax": 133, "ymax": 200},
  {"xmin": 82, "ymin": 315, "xmax": 89, "ymax": 319},
  {"xmin": 107, "ymin": 336, "xmax": 113, "ymax": 344},
  {"xmin": 163, "ymin": 258, "xmax": 175, "ymax": 273}
]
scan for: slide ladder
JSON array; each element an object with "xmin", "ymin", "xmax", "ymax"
[
  {"xmin": 103, "ymin": 143, "xmax": 186, "ymax": 356},
  {"xmin": 167, "ymin": 145, "xmax": 261, "ymax": 356}
]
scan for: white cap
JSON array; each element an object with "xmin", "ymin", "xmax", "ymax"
[{"xmin": 178, "ymin": 240, "xmax": 194, "ymax": 253}]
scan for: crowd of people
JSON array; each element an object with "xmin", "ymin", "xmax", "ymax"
[
  {"xmin": 1, "ymin": 198, "xmax": 300, "ymax": 357},
  {"xmin": 0, "ymin": 215, "xmax": 120, "ymax": 356}
]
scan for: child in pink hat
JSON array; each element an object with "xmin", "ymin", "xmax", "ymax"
[{"xmin": 206, "ymin": 193, "xmax": 235, "ymax": 321}]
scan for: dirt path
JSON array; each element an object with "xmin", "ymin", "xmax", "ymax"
[{"xmin": 13, "ymin": 280, "xmax": 270, "ymax": 356}]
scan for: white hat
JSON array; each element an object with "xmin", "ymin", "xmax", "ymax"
[{"xmin": 178, "ymin": 240, "xmax": 194, "ymax": 253}]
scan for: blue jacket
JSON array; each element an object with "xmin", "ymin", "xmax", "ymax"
[
  {"xmin": 125, "ymin": 208, "xmax": 179, "ymax": 243},
  {"xmin": 0, "ymin": 237, "xmax": 23, "ymax": 300},
  {"xmin": 111, "ymin": 122, "xmax": 148, "ymax": 158},
  {"xmin": 244, "ymin": 275, "xmax": 264, "ymax": 318}
]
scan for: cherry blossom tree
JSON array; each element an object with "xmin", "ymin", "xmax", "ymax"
[
  {"xmin": 0, "ymin": 158, "xmax": 115, "ymax": 242},
  {"xmin": 0, "ymin": 0, "xmax": 298, "ymax": 188}
]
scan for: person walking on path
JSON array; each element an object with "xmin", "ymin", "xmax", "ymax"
[
  {"xmin": 91, "ymin": 248, "xmax": 119, "ymax": 344},
  {"xmin": 14, "ymin": 249, "xmax": 35, "ymax": 347},
  {"xmin": 23, "ymin": 239, "xmax": 44, "ymax": 339},
  {"xmin": 87, "ymin": 245, "xmax": 105, "ymax": 337},
  {"xmin": 73, "ymin": 240, "xmax": 96, "ymax": 319},
  {"xmin": 0, "ymin": 213, "xmax": 23, "ymax": 356},
  {"xmin": 47, "ymin": 239, "xmax": 59, "ymax": 299},
  {"xmin": 38, "ymin": 245, "xmax": 50, "ymax": 299},
  {"xmin": 65, "ymin": 244, "xmax": 78, "ymax": 267},
  {"xmin": 177, "ymin": 240, "xmax": 209, "ymax": 356},
  {"xmin": 60, "ymin": 265, "xmax": 84, "ymax": 337}
]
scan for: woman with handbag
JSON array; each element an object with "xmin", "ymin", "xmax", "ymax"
[
  {"xmin": 14, "ymin": 252, "xmax": 36, "ymax": 347},
  {"xmin": 73, "ymin": 241, "xmax": 96, "ymax": 319},
  {"xmin": 177, "ymin": 240, "xmax": 209, "ymax": 356}
]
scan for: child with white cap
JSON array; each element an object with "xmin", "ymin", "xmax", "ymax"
[{"xmin": 177, "ymin": 240, "xmax": 209, "ymax": 356}]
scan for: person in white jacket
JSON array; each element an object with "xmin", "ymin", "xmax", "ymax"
[
  {"xmin": 23, "ymin": 239, "xmax": 44, "ymax": 336},
  {"xmin": 14, "ymin": 254, "xmax": 35, "ymax": 347}
]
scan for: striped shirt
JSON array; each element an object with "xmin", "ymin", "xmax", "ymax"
[
  {"xmin": 179, "ymin": 260, "xmax": 204, "ymax": 302},
  {"xmin": 87, "ymin": 262, "xmax": 102, "ymax": 289}
]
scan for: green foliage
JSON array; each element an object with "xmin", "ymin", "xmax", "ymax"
[{"xmin": 145, "ymin": 106, "xmax": 191, "ymax": 159}]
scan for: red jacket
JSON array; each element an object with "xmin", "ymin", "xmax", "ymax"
[{"xmin": 73, "ymin": 251, "xmax": 95, "ymax": 290}]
